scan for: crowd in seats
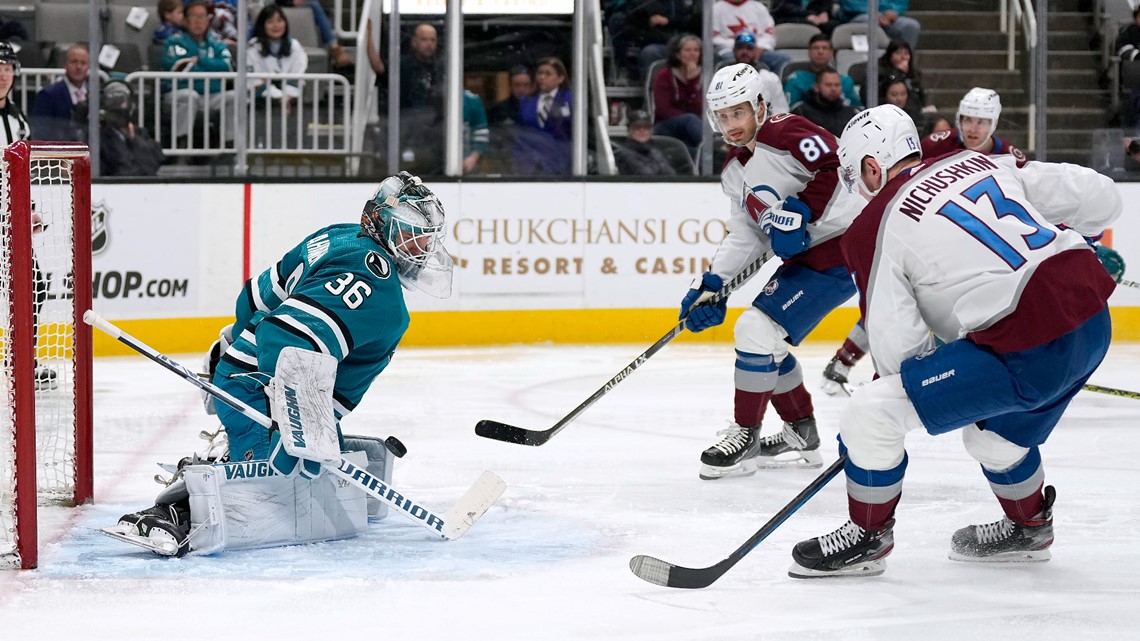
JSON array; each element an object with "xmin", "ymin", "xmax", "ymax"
[
  {"xmin": 650, "ymin": 34, "xmax": 703, "ymax": 156},
  {"xmin": 711, "ymin": 0, "xmax": 791, "ymax": 74}
]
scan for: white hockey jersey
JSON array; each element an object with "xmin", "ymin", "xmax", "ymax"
[
  {"xmin": 712, "ymin": 112, "xmax": 863, "ymax": 281},
  {"xmin": 842, "ymin": 151, "xmax": 1121, "ymax": 377},
  {"xmin": 712, "ymin": 0, "xmax": 778, "ymax": 57}
]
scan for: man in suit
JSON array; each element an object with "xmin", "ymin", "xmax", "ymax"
[{"xmin": 31, "ymin": 44, "xmax": 88, "ymax": 141}]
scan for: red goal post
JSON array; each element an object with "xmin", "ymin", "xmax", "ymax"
[{"xmin": 0, "ymin": 141, "xmax": 93, "ymax": 570}]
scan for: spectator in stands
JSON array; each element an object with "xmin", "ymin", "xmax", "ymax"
[
  {"xmin": 275, "ymin": 0, "xmax": 353, "ymax": 70},
  {"xmin": 727, "ymin": 30, "xmax": 791, "ymax": 114},
  {"xmin": 488, "ymin": 66, "xmax": 532, "ymax": 126},
  {"xmin": 155, "ymin": 0, "xmax": 186, "ymax": 44},
  {"xmin": 513, "ymin": 56, "xmax": 572, "ymax": 175},
  {"xmin": 1115, "ymin": 5, "xmax": 1140, "ymax": 126},
  {"xmin": 837, "ymin": 0, "xmax": 920, "ymax": 49},
  {"xmin": 463, "ymin": 89, "xmax": 489, "ymax": 174},
  {"xmin": 769, "ymin": 0, "xmax": 840, "ymax": 35},
  {"xmin": 616, "ymin": 0, "xmax": 702, "ymax": 81},
  {"xmin": 161, "ymin": 0, "xmax": 237, "ymax": 146},
  {"xmin": 247, "ymin": 5, "xmax": 307, "ymax": 149},
  {"xmin": 613, "ymin": 110, "xmax": 680, "ymax": 176},
  {"xmin": 98, "ymin": 80, "xmax": 165, "ymax": 177},
  {"xmin": 792, "ymin": 68, "xmax": 859, "ymax": 136},
  {"xmin": 784, "ymin": 33, "xmax": 862, "ymax": 108},
  {"xmin": 0, "ymin": 41, "xmax": 29, "ymax": 146},
  {"xmin": 922, "ymin": 113, "xmax": 951, "ymax": 137},
  {"xmin": 872, "ymin": 39, "xmax": 930, "ymax": 113},
  {"xmin": 399, "ymin": 23, "xmax": 445, "ymax": 174},
  {"xmin": 31, "ymin": 44, "xmax": 88, "ymax": 142},
  {"xmin": 652, "ymin": 34, "xmax": 703, "ymax": 157},
  {"xmin": 207, "ymin": 0, "xmax": 240, "ymax": 45},
  {"xmin": 880, "ymin": 73, "xmax": 921, "ymax": 126},
  {"xmin": 711, "ymin": 0, "xmax": 791, "ymax": 74}
]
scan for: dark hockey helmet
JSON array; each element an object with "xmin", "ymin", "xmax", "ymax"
[
  {"xmin": 361, "ymin": 172, "xmax": 453, "ymax": 298},
  {"xmin": 0, "ymin": 41, "xmax": 20, "ymax": 74}
]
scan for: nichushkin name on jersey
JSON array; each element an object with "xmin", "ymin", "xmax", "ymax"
[{"xmin": 898, "ymin": 155, "xmax": 1000, "ymax": 222}]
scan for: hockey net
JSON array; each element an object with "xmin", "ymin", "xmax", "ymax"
[{"xmin": 0, "ymin": 142, "xmax": 93, "ymax": 570}]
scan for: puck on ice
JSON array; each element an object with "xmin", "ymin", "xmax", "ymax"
[{"xmin": 384, "ymin": 436, "xmax": 407, "ymax": 458}]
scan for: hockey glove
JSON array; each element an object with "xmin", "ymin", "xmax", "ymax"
[
  {"xmin": 1094, "ymin": 244, "xmax": 1126, "ymax": 283},
  {"xmin": 760, "ymin": 196, "xmax": 812, "ymax": 259},
  {"xmin": 679, "ymin": 272, "xmax": 727, "ymax": 332},
  {"xmin": 268, "ymin": 429, "xmax": 323, "ymax": 480}
]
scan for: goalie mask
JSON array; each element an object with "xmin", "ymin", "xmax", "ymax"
[
  {"xmin": 956, "ymin": 87, "xmax": 1001, "ymax": 150},
  {"xmin": 838, "ymin": 104, "xmax": 921, "ymax": 198},
  {"xmin": 361, "ymin": 173, "xmax": 453, "ymax": 298},
  {"xmin": 706, "ymin": 63, "xmax": 769, "ymax": 145}
]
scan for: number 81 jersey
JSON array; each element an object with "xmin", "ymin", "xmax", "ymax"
[
  {"xmin": 223, "ymin": 223, "xmax": 410, "ymax": 419},
  {"xmin": 717, "ymin": 113, "xmax": 862, "ymax": 278}
]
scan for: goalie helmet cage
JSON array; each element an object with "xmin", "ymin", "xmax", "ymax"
[{"xmin": 0, "ymin": 141, "xmax": 93, "ymax": 570}]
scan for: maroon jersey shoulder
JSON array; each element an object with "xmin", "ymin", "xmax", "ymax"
[{"xmin": 757, "ymin": 113, "xmax": 840, "ymax": 171}]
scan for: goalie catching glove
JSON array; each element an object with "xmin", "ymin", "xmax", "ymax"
[{"xmin": 266, "ymin": 346, "xmax": 342, "ymax": 480}]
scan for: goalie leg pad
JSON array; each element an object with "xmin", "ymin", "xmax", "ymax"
[
  {"xmin": 343, "ymin": 434, "xmax": 397, "ymax": 520},
  {"xmin": 184, "ymin": 450, "xmax": 369, "ymax": 555}
]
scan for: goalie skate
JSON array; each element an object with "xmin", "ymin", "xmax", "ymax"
[
  {"xmin": 100, "ymin": 503, "xmax": 191, "ymax": 558},
  {"xmin": 949, "ymin": 486, "xmax": 1055, "ymax": 563}
]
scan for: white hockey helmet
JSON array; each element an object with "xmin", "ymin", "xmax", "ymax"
[
  {"xmin": 837, "ymin": 104, "xmax": 922, "ymax": 196},
  {"xmin": 956, "ymin": 87, "xmax": 1001, "ymax": 145},
  {"xmin": 706, "ymin": 63, "xmax": 769, "ymax": 144}
]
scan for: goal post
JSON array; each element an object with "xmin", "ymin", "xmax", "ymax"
[{"xmin": 0, "ymin": 141, "xmax": 93, "ymax": 570}]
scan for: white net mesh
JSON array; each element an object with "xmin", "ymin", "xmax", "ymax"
[{"xmin": 0, "ymin": 153, "xmax": 81, "ymax": 569}]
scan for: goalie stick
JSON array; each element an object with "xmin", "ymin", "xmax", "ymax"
[
  {"xmin": 629, "ymin": 455, "xmax": 845, "ymax": 589},
  {"xmin": 84, "ymin": 310, "xmax": 505, "ymax": 541},
  {"xmin": 475, "ymin": 252, "xmax": 774, "ymax": 446}
]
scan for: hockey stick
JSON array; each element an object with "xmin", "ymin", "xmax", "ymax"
[
  {"xmin": 83, "ymin": 310, "xmax": 505, "ymax": 541},
  {"xmin": 630, "ymin": 455, "xmax": 846, "ymax": 589},
  {"xmin": 1119, "ymin": 279, "xmax": 1140, "ymax": 290},
  {"xmin": 1082, "ymin": 383, "xmax": 1140, "ymax": 400},
  {"xmin": 475, "ymin": 252, "xmax": 774, "ymax": 446}
]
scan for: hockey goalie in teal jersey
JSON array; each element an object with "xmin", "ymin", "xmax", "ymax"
[{"xmin": 103, "ymin": 172, "xmax": 455, "ymax": 557}]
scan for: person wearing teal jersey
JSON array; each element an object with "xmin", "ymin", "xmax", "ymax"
[{"xmin": 109, "ymin": 172, "xmax": 454, "ymax": 556}]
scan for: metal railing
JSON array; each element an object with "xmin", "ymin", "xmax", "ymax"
[
  {"xmin": 13, "ymin": 69, "xmax": 69, "ymax": 113},
  {"xmin": 587, "ymin": 0, "xmax": 616, "ymax": 175},
  {"xmin": 121, "ymin": 71, "xmax": 353, "ymax": 158}
]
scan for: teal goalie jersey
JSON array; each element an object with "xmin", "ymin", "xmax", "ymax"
[{"xmin": 217, "ymin": 223, "xmax": 410, "ymax": 419}]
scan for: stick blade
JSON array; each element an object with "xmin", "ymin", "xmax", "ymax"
[
  {"xmin": 475, "ymin": 419, "xmax": 550, "ymax": 446},
  {"xmin": 439, "ymin": 471, "xmax": 507, "ymax": 541},
  {"xmin": 629, "ymin": 555, "xmax": 720, "ymax": 589}
]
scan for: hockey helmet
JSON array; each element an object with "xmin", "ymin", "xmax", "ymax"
[
  {"xmin": 706, "ymin": 63, "xmax": 769, "ymax": 144},
  {"xmin": 837, "ymin": 104, "xmax": 921, "ymax": 197},
  {"xmin": 956, "ymin": 87, "xmax": 1001, "ymax": 147},
  {"xmin": 361, "ymin": 172, "xmax": 453, "ymax": 298},
  {"xmin": 0, "ymin": 41, "xmax": 19, "ymax": 75}
]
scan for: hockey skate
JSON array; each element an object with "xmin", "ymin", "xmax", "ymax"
[
  {"xmin": 789, "ymin": 519, "xmax": 895, "ymax": 578},
  {"xmin": 949, "ymin": 486, "xmax": 1055, "ymax": 563},
  {"xmin": 698, "ymin": 418, "xmax": 822, "ymax": 479},
  {"xmin": 754, "ymin": 417, "xmax": 822, "ymax": 469},
  {"xmin": 101, "ymin": 501, "xmax": 192, "ymax": 557},
  {"xmin": 34, "ymin": 364, "xmax": 58, "ymax": 391},
  {"xmin": 154, "ymin": 428, "xmax": 229, "ymax": 486},
  {"xmin": 820, "ymin": 357, "xmax": 851, "ymax": 397}
]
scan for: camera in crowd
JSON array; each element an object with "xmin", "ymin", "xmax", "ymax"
[{"xmin": 72, "ymin": 80, "xmax": 136, "ymax": 131}]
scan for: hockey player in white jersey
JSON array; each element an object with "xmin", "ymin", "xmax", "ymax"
[
  {"xmin": 680, "ymin": 63, "xmax": 862, "ymax": 480},
  {"xmin": 789, "ymin": 105, "xmax": 1121, "ymax": 578}
]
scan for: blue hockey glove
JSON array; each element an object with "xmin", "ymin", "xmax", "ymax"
[
  {"xmin": 1094, "ymin": 244, "xmax": 1126, "ymax": 283},
  {"xmin": 679, "ymin": 272, "xmax": 727, "ymax": 332},
  {"xmin": 268, "ymin": 429, "xmax": 323, "ymax": 480},
  {"xmin": 760, "ymin": 196, "xmax": 812, "ymax": 259}
]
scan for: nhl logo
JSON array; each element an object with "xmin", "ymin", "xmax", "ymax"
[
  {"xmin": 763, "ymin": 280, "xmax": 779, "ymax": 296},
  {"xmin": 91, "ymin": 200, "xmax": 110, "ymax": 256}
]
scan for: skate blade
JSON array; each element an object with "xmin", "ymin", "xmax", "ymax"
[
  {"xmin": 99, "ymin": 526, "xmax": 182, "ymax": 557},
  {"xmin": 754, "ymin": 449, "xmax": 824, "ymax": 470},
  {"xmin": 819, "ymin": 379, "xmax": 851, "ymax": 397},
  {"xmin": 788, "ymin": 558, "xmax": 887, "ymax": 579},
  {"xmin": 948, "ymin": 548, "xmax": 1052, "ymax": 563},
  {"xmin": 698, "ymin": 459, "xmax": 759, "ymax": 480}
]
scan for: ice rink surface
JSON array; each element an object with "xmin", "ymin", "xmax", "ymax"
[{"xmin": 2, "ymin": 341, "xmax": 1138, "ymax": 640}]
